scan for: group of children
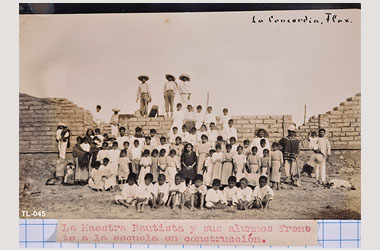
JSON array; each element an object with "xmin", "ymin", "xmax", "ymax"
[
  {"xmin": 114, "ymin": 172, "xmax": 273, "ymax": 212},
  {"xmin": 60, "ymin": 103, "xmax": 333, "ymax": 212}
]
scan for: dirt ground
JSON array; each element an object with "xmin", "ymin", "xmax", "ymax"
[{"xmin": 19, "ymin": 152, "xmax": 361, "ymax": 220}]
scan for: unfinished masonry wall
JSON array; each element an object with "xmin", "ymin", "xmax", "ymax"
[{"xmin": 19, "ymin": 92, "xmax": 361, "ymax": 154}]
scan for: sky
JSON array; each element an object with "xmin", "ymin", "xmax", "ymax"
[{"xmin": 19, "ymin": 9, "xmax": 360, "ymax": 126}]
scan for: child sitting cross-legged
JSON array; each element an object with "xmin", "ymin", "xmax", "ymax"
[
  {"xmin": 135, "ymin": 173, "xmax": 156, "ymax": 213},
  {"xmin": 168, "ymin": 173, "xmax": 187, "ymax": 211},
  {"xmin": 237, "ymin": 178, "xmax": 252, "ymax": 210},
  {"xmin": 205, "ymin": 178, "xmax": 226, "ymax": 209},
  {"xmin": 154, "ymin": 174, "xmax": 170, "ymax": 208},
  {"xmin": 249, "ymin": 175, "xmax": 274, "ymax": 210},
  {"xmin": 223, "ymin": 176, "xmax": 239, "ymax": 208},
  {"xmin": 188, "ymin": 174, "xmax": 207, "ymax": 211},
  {"xmin": 115, "ymin": 173, "xmax": 138, "ymax": 208}
]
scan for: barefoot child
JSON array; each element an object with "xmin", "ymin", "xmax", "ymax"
[
  {"xmin": 246, "ymin": 146, "xmax": 261, "ymax": 188},
  {"xmin": 166, "ymin": 149, "xmax": 181, "ymax": 185},
  {"xmin": 195, "ymin": 134, "xmax": 211, "ymax": 175},
  {"xmin": 250, "ymin": 175, "xmax": 274, "ymax": 209},
  {"xmin": 237, "ymin": 178, "xmax": 252, "ymax": 210},
  {"xmin": 211, "ymin": 143, "xmax": 224, "ymax": 181},
  {"xmin": 223, "ymin": 176, "xmax": 239, "ymax": 207},
  {"xmin": 63, "ymin": 162, "xmax": 75, "ymax": 185},
  {"xmin": 221, "ymin": 144, "xmax": 234, "ymax": 186},
  {"xmin": 168, "ymin": 173, "xmax": 187, "ymax": 210},
  {"xmin": 150, "ymin": 149, "xmax": 159, "ymax": 183},
  {"xmin": 158, "ymin": 149, "xmax": 168, "ymax": 176},
  {"xmin": 154, "ymin": 174, "xmax": 169, "ymax": 208},
  {"xmin": 136, "ymin": 173, "xmax": 156, "ymax": 213},
  {"xmin": 269, "ymin": 142, "xmax": 283, "ymax": 190},
  {"xmin": 131, "ymin": 139, "xmax": 142, "ymax": 175},
  {"xmin": 203, "ymin": 149, "xmax": 216, "ymax": 187},
  {"xmin": 205, "ymin": 178, "xmax": 226, "ymax": 209},
  {"xmin": 188, "ymin": 174, "xmax": 207, "ymax": 210},
  {"xmin": 118, "ymin": 150, "xmax": 131, "ymax": 184},
  {"xmin": 260, "ymin": 149, "xmax": 270, "ymax": 177},
  {"xmin": 184, "ymin": 105, "xmax": 195, "ymax": 132},
  {"xmin": 138, "ymin": 150, "xmax": 152, "ymax": 185},
  {"xmin": 233, "ymin": 146, "xmax": 247, "ymax": 182},
  {"xmin": 101, "ymin": 158, "xmax": 115, "ymax": 191},
  {"xmin": 115, "ymin": 173, "xmax": 138, "ymax": 207}
]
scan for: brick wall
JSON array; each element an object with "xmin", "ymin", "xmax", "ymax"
[
  {"xmin": 19, "ymin": 92, "xmax": 360, "ymax": 153},
  {"xmin": 119, "ymin": 115, "xmax": 293, "ymax": 145},
  {"xmin": 19, "ymin": 93, "xmax": 95, "ymax": 153},
  {"xmin": 297, "ymin": 93, "xmax": 361, "ymax": 149}
]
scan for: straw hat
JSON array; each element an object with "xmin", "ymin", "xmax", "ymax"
[
  {"xmin": 314, "ymin": 153, "xmax": 325, "ymax": 164},
  {"xmin": 58, "ymin": 122, "xmax": 67, "ymax": 127},
  {"xmin": 287, "ymin": 124, "xmax": 296, "ymax": 132},
  {"xmin": 254, "ymin": 126, "xmax": 269, "ymax": 138},
  {"xmin": 165, "ymin": 74, "xmax": 175, "ymax": 81},
  {"xmin": 179, "ymin": 73, "xmax": 191, "ymax": 81},
  {"xmin": 112, "ymin": 109, "xmax": 120, "ymax": 112},
  {"xmin": 137, "ymin": 75, "xmax": 149, "ymax": 81}
]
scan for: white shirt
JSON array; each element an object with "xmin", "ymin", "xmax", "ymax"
[
  {"xmin": 168, "ymin": 131, "xmax": 183, "ymax": 144},
  {"xmin": 221, "ymin": 114, "xmax": 231, "ymax": 129},
  {"xmin": 108, "ymin": 149, "xmax": 121, "ymax": 165},
  {"xmin": 223, "ymin": 186, "xmax": 239, "ymax": 203},
  {"xmin": 252, "ymin": 185, "xmax": 274, "ymax": 200},
  {"xmin": 169, "ymin": 182, "xmax": 187, "ymax": 193},
  {"xmin": 93, "ymin": 110, "xmax": 104, "ymax": 124},
  {"xmin": 120, "ymin": 183, "xmax": 138, "ymax": 199},
  {"xmin": 136, "ymin": 182, "xmax": 157, "ymax": 199},
  {"xmin": 208, "ymin": 129, "xmax": 219, "ymax": 143},
  {"xmin": 116, "ymin": 136, "xmax": 130, "ymax": 150},
  {"xmin": 130, "ymin": 146, "xmax": 142, "ymax": 160},
  {"xmin": 196, "ymin": 131, "xmax": 208, "ymax": 143},
  {"xmin": 309, "ymin": 137, "xmax": 318, "ymax": 150},
  {"xmin": 194, "ymin": 112, "xmax": 205, "ymax": 129},
  {"xmin": 204, "ymin": 112, "xmax": 217, "ymax": 125},
  {"xmin": 185, "ymin": 133, "xmax": 197, "ymax": 146},
  {"xmin": 80, "ymin": 142, "xmax": 90, "ymax": 152},
  {"xmin": 172, "ymin": 109, "xmax": 185, "ymax": 128},
  {"xmin": 237, "ymin": 187, "xmax": 253, "ymax": 202},
  {"xmin": 188, "ymin": 184, "xmax": 207, "ymax": 195},
  {"xmin": 184, "ymin": 111, "xmax": 195, "ymax": 121},
  {"xmin": 97, "ymin": 149, "xmax": 110, "ymax": 162},
  {"xmin": 178, "ymin": 81, "xmax": 190, "ymax": 94},
  {"xmin": 56, "ymin": 128, "xmax": 69, "ymax": 140},
  {"xmin": 205, "ymin": 189, "xmax": 226, "ymax": 204},
  {"xmin": 154, "ymin": 182, "xmax": 170, "ymax": 203},
  {"xmin": 163, "ymin": 81, "xmax": 177, "ymax": 93},
  {"xmin": 157, "ymin": 144, "xmax": 171, "ymax": 156},
  {"xmin": 222, "ymin": 127, "xmax": 238, "ymax": 141},
  {"xmin": 317, "ymin": 137, "xmax": 331, "ymax": 156}
]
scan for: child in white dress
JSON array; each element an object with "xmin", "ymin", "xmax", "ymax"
[
  {"xmin": 138, "ymin": 150, "xmax": 152, "ymax": 185},
  {"xmin": 233, "ymin": 146, "xmax": 247, "ymax": 181},
  {"xmin": 165, "ymin": 149, "xmax": 181, "ymax": 185},
  {"xmin": 118, "ymin": 150, "xmax": 131, "ymax": 184}
]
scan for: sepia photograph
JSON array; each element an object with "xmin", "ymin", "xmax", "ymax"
[{"xmin": 19, "ymin": 3, "xmax": 361, "ymax": 220}]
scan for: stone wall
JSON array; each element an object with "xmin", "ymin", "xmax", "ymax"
[{"xmin": 297, "ymin": 93, "xmax": 361, "ymax": 149}]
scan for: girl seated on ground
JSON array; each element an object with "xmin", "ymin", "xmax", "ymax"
[
  {"xmin": 88, "ymin": 161, "xmax": 105, "ymax": 191},
  {"xmin": 205, "ymin": 178, "xmax": 226, "ymax": 209},
  {"xmin": 135, "ymin": 173, "xmax": 156, "ymax": 213},
  {"xmin": 115, "ymin": 173, "xmax": 138, "ymax": 208}
]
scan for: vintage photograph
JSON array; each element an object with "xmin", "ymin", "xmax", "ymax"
[{"xmin": 19, "ymin": 4, "xmax": 361, "ymax": 220}]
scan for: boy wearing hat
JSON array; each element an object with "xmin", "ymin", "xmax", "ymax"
[
  {"xmin": 163, "ymin": 74, "xmax": 178, "ymax": 117},
  {"xmin": 136, "ymin": 75, "xmax": 151, "ymax": 117},
  {"xmin": 110, "ymin": 109, "xmax": 120, "ymax": 137},
  {"xmin": 178, "ymin": 73, "xmax": 191, "ymax": 106},
  {"xmin": 314, "ymin": 128, "xmax": 331, "ymax": 185},
  {"xmin": 279, "ymin": 124, "xmax": 300, "ymax": 185},
  {"xmin": 56, "ymin": 122, "xmax": 70, "ymax": 159}
]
